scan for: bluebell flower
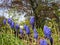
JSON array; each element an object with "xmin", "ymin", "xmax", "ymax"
[
  {"xmin": 34, "ymin": 32, "xmax": 38, "ymax": 39},
  {"xmin": 20, "ymin": 29, "xmax": 23, "ymax": 34},
  {"xmin": 3, "ymin": 19, "xmax": 6, "ymax": 25},
  {"xmin": 43, "ymin": 25, "xmax": 51, "ymax": 38},
  {"xmin": 30, "ymin": 16, "xmax": 35, "ymax": 29},
  {"xmin": 34, "ymin": 28, "xmax": 37, "ymax": 33},
  {"xmin": 34, "ymin": 28, "xmax": 38, "ymax": 39},
  {"xmin": 15, "ymin": 24, "xmax": 20, "ymax": 30},
  {"xmin": 10, "ymin": 21, "xmax": 15, "ymax": 28},
  {"xmin": 40, "ymin": 39, "xmax": 48, "ymax": 45},
  {"xmin": 8, "ymin": 18, "xmax": 12, "ymax": 25},
  {"xmin": 24, "ymin": 24, "xmax": 27, "ymax": 30},
  {"xmin": 25, "ymin": 26, "xmax": 30, "ymax": 35},
  {"xmin": 30, "ymin": 16, "xmax": 35, "ymax": 24}
]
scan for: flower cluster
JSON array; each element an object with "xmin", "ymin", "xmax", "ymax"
[
  {"xmin": 43, "ymin": 25, "xmax": 53, "ymax": 45},
  {"xmin": 15, "ymin": 24, "xmax": 20, "ymax": 30},
  {"xmin": 8, "ymin": 18, "xmax": 12, "ymax": 25},
  {"xmin": 43, "ymin": 25, "xmax": 51, "ymax": 38},
  {"xmin": 30, "ymin": 16, "xmax": 35, "ymax": 29},
  {"xmin": 24, "ymin": 24, "xmax": 27, "ymax": 30},
  {"xmin": 25, "ymin": 25, "xmax": 30, "ymax": 35},
  {"xmin": 40, "ymin": 39, "xmax": 48, "ymax": 45},
  {"xmin": 34, "ymin": 28, "xmax": 38, "ymax": 39},
  {"xmin": 3, "ymin": 16, "xmax": 53, "ymax": 45},
  {"xmin": 10, "ymin": 21, "xmax": 15, "ymax": 28},
  {"xmin": 3, "ymin": 19, "xmax": 6, "ymax": 25},
  {"xmin": 30, "ymin": 16, "xmax": 35, "ymax": 25},
  {"xmin": 20, "ymin": 29, "xmax": 23, "ymax": 34}
]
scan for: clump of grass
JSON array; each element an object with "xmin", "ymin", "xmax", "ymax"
[{"xmin": 0, "ymin": 33, "xmax": 24, "ymax": 45}]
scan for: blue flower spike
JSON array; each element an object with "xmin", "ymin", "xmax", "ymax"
[
  {"xmin": 15, "ymin": 24, "xmax": 20, "ymax": 30},
  {"xmin": 20, "ymin": 29, "xmax": 23, "ymax": 35},
  {"xmin": 30, "ymin": 16, "xmax": 35, "ymax": 29},
  {"xmin": 30, "ymin": 16, "xmax": 35, "ymax": 24},
  {"xmin": 34, "ymin": 28, "xmax": 37, "ymax": 33},
  {"xmin": 34, "ymin": 32, "xmax": 38, "ymax": 39},
  {"xmin": 10, "ymin": 21, "xmax": 15, "ymax": 28},
  {"xmin": 25, "ymin": 26, "xmax": 30, "ymax": 35},
  {"xmin": 43, "ymin": 25, "xmax": 53, "ymax": 45},
  {"xmin": 40, "ymin": 39, "xmax": 48, "ymax": 45},
  {"xmin": 24, "ymin": 24, "xmax": 27, "ymax": 30},
  {"xmin": 8, "ymin": 18, "xmax": 12, "ymax": 25},
  {"xmin": 43, "ymin": 25, "xmax": 51, "ymax": 39},
  {"xmin": 34, "ymin": 28, "xmax": 38, "ymax": 39},
  {"xmin": 3, "ymin": 19, "xmax": 6, "ymax": 25}
]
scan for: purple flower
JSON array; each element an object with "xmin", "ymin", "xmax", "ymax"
[
  {"xmin": 34, "ymin": 28, "xmax": 37, "ymax": 33},
  {"xmin": 15, "ymin": 24, "xmax": 20, "ymax": 30},
  {"xmin": 43, "ymin": 25, "xmax": 51, "ymax": 38},
  {"xmin": 30, "ymin": 16, "xmax": 35, "ymax": 29},
  {"xmin": 25, "ymin": 26, "xmax": 30, "ymax": 35},
  {"xmin": 8, "ymin": 18, "xmax": 12, "ymax": 25},
  {"xmin": 20, "ymin": 29, "xmax": 23, "ymax": 34},
  {"xmin": 40, "ymin": 39, "xmax": 48, "ymax": 45},
  {"xmin": 24, "ymin": 24, "xmax": 27, "ymax": 30},
  {"xmin": 3, "ymin": 19, "xmax": 6, "ymax": 25},
  {"xmin": 10, "ymin": 22, "xmax": 15, "ymax": 28},
  {"xmin": 34, "ymin": 32, "xmax": 38, "ymax": 39},
  {"xmin": 34, "ymin": 28, "xmax": 38, "ymax": 39},
  {"xmin": 30, "ymin": 16, "xmax": 35, "ymax": 24}
]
